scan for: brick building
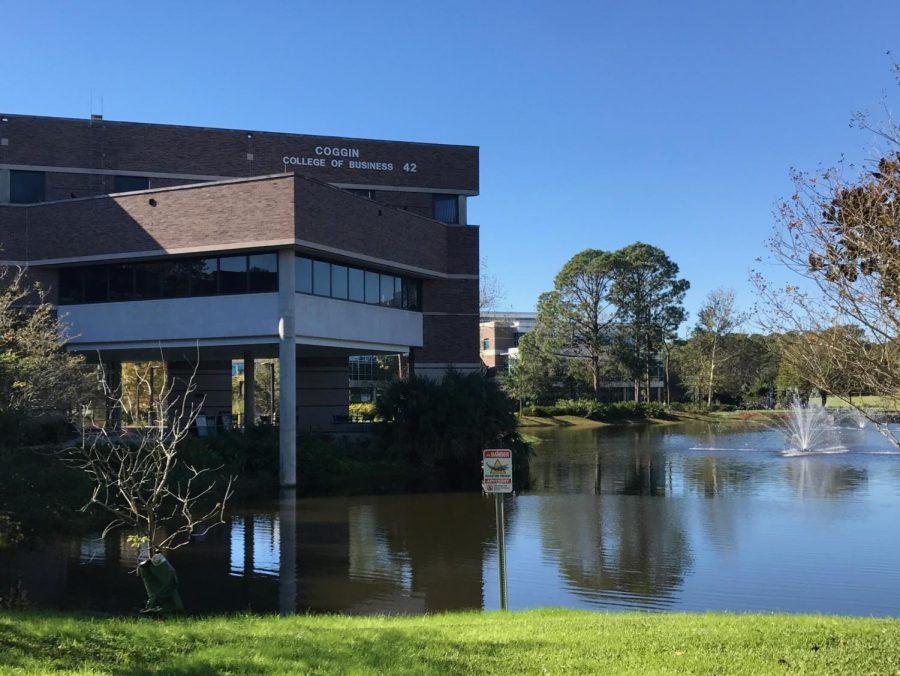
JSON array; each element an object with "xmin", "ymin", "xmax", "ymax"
[{"xmin": 0, "ymin": 113, "xmax": 480, "ymax": 486}]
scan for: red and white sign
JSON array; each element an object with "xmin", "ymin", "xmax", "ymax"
[{"xmin": 483, "ymin": 449, "xmax": 513, "ymax": 494}]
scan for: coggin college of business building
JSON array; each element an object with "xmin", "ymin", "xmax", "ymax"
[{"xmin": 0, "ymin": 113, "xmax": 480, "ymax": 485}]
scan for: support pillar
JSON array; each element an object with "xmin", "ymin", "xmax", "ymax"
[
  {"xmin": 278, "ymin": 248, "xmax": 297, "ymax": 487},
  {"xmin": 243, "ymin": 351, "xmax": 256, "ymax": 429}
]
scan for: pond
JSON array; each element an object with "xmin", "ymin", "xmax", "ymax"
[{"xmin": 3, "ymin": 420, "xmax": 900, "ymax": 616}]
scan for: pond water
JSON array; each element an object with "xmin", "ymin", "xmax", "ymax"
[{"xmin": 3, "ymin": 420, "xmax": 900, "ymax": 616}]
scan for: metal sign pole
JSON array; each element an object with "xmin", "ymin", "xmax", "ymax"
[{"xmin": 495, "ymin": 492, "xmax": 508, "ymax": 611}]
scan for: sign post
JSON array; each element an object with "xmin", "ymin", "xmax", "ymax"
[{"xmin": 483, "ymin": 449, "xmax": 512, "ymax": 610}]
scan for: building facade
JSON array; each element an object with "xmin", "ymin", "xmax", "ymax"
[
  {"xmin": 0, "ymin": 113, "xmax": 480, "ymax": 485},
  {"xmin": 479, "ymin": 311, "xmax": 536, "ymax": 373}
]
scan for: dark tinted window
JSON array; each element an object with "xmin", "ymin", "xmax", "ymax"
[
  {"xmin": 219, "ymin": 255, "xmax": 247, "ymax": 294},
  {"xmin": 162, "ymin": 261, "xmax": 192, "ymax": 298},
  {"xmin": 313, "ymin": 260, "xmax": 330, "ymax": 296},
  {"xmin": 248, "ymin": 253, "xmax": 277, "ymax": 292},
  {"xmin": 404, "ymin": 278, "xmax": 420, "ymax": 311},
  {"xmin": 296, "ymin": 257, "xmax": 312, "ymax": 294},
  {"xmin": 113, "ymin": 175, "xmax": 150, "ymax": 192},
  {"xmin": 331, "ymin": 265, "xmax": 348, "ymax": 299},
  {"xmin": 349, "ymin": 268, "xmax": 365, "ymax": 302},
  {"xmin": 192, "ymin": 258, "xmax": 218, "ymax": 296},
  {"xmin": 134, "ymin": 263, "xmax": 162, "ymax": 300},
  {"xmin": 10, "ymin": 170, "xmax": 45, "ymax": 204},
  {"xmin": 109, "ymin": 265, "xmax": 134, "ymax": 302},
  {"xmin": 58, "ymin": 268, "xmax": 83, "ymax": 304},
  {"xmin": 433, "ymin": 194, "xmax": 459, "ymax": 224},
  {"xmin": 365, "ymin": 271, "xmax": 380, "ymax": 304},
  {"xmin": 83, "ymin": 267, "xmax": 108, "ymax": 302}
]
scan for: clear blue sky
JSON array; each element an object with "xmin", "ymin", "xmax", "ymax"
[{"xmin": 2, "ymin": 1, "xmax": 898, "ymax": 325}]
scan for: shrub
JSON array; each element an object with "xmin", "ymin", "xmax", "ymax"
[
  {"xmin": 521, "ymin": 399, "xmax": 671, "ymax": 421},
  {"xmin": 375, "ymin": 371, "xmax": 530, "ymax": 490},
  {"xmin": 349, "ymin": 402, "xmax": 377, "ymax": 421}
]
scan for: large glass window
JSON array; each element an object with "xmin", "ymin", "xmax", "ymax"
[
  {"xmin": 433, "ymin": 194, "xmax": 459, "ymax": 224},
  {"xmin": 10, "ymin": 170, "xmax": 46, "ymax": 204},
  {"xmin": 192, "ymin": 258, "xmax": 218, "ymax": 296},
  {"xmin": 219, "ymin": 255, "xmax": 247, "ymax": 294},
  {"xmin": 162, "ymin": 260, "xmax": 192, "ymax": 298},
  {"xmin": 134, "ymin": 263, "xmax": 162, "ymax": 300},
  {"xmin": 313, "ymin": 260, "xmax": 331, "ymax": 296},
  {"xmin": 83, "ymin": 267, "xmax": 108, "ymax": 303},
  {"xmin": 331, "ymin": 265, "xmax": 348, "ymax": 300},
  {"xmin": 365, "ymin": 271, "xmax": 380, "ymax": 304},
  {"xmin": 113, "ymin": 175, "xmax": 150, "ymax": 193},
  {"xmin": 109, "ymin": 265, "xmax": 134, "ymax": 301},
  {"xmin": 349, "ymin": 268, "xmax": 365, "ymax": 302},
  {"xmin": 58, "ymin": 268, "xmax": 83, "ymax": 305},
  {"xmin": 248, "ymin": 253, "xmax": 277, "ymax": 292},
  {"xmin": 296, "ymin": 257, "xmax": 312, "ymax": 294},
  {"xmin": 380, "ymin": 274, "xmax": 395, "ymax": 306}
]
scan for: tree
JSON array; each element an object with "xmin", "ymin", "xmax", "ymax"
[
  {"xmin": 694, "ymin": 288, "xmax": 746, "ymax": 407},
  {"xmin": 0, "ymin": 265, "xmax": 92, "ymax": 445},
  {"xmin": 61, "ymin": 364, "xmax": 234, "ymax": 610},
  {"xmin": 479, "ymin": 258, "xmax": 506, "ymax": 314},
  {"xmin": 500, "ymin": 333, "xmax": 555, "ymax": 409},
  {"xmin": 610, "ymin": 243, "xmax": 689, "ymax": 402},
  {"xmin": 754, "ymin": 75, "xmax": 900, "ymax": 445},
  {"xmin": 530, "ymin": 250, "xmax": 618, "ymax": 397}
]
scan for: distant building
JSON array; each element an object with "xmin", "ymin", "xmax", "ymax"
[{"xmin": 479, "ymin": 311, "xmax": 537, "ymax": 374}]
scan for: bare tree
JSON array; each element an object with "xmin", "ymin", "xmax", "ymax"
[
  {"xmin": 62, "ymin": 362, "xmax": 234, "ymax": 558},
  {"xmin": 479, "ymin": 258, "xmax": 507, "ymax": 314},
  {"xmin": 754, "ymin": 76, "xmax": 900, "ymax": 446},
  {"xmin": 695, "ymin": 288, "xmax": 746, "ymax": 408}
]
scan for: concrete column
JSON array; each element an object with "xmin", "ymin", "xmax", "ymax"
[
  {"xmin": 243, "ymin": 351, "xmax": 256, "ymax": 429},
  {"xmin": 278, "ymin": 248, "xmax": 297, "ymax": 487},
  {"xmin": 278, "ymin": 488, "xmax": 297, "ymax": 615}
]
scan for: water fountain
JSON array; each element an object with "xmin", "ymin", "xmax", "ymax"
[
  {"xmin": 844, "ymin": 407, "xmax": 869, "ymax": 429},
  {"xmin": 772, "ymin": 395, "xmax": 845, "ymax": 456}
]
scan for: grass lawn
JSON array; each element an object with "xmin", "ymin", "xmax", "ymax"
[{"xmin": 2, "ymin": 609, "xmax": 900, "ymax": 674}]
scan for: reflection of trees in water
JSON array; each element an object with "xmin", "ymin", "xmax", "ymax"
[
  {"xmin": 538, "ymin": 494, "xmax": 692, "ymax": 607},
  {"xmin": 683, "ymin": 457, "xmax": 764, "ymax": 497},
  {"xmin": 530, "ymin": 428, "xmax": 672, "ymax": 496},
  {"xmin": 784, "ymin": 460, "xmax": 866, "ymax": 498}
]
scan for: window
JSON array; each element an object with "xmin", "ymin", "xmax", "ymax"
[
  {"xmin": 380, "ymin": 274, "xmax": 396, "ymax": 306},
  {"xmin": 248, "ymin": 253, "xmax": 277, "ymax": 292},
  {"xmin": 57, "ymin": 251, "xmax": 281, "ymax": 305},
  {"xmin": 219, "ymin": 255, "xmax": 248, "ymax": 294},
  {"xmin": 296, "ymin": 257, "xmax": 313, "ymax": 294},
  {"xmin": 432, "ymin": 194, "xmax": 459, "ymax": 224},
  {"xmin": 349, "ymin": 268, "xmax": 365, "ymax": 302},
  {"xmin": 312, "ymin": 260, "xmax": 330, "ymax": 296},
  {"xmin": 162, "ymin": 261, "xmax": 191, "ymax": 298},
  {"xmin": 58, "ymin": 268, "xmax": 83, "ymax": 304},
  {"xmin": 10, "ymin": 170, "xmax": 45, "ymax": 204},
  {"xmin": 83, "ymin": 267, "xmax": 108, "ymax": 303},
  {"xmin": 483, "ymin": 338, "xmax": 491, "ymax": 350},
  {"xmin": 109, "ymin": 265, "xmax": 135, "ymax": 301},
  {"xmin": 113, "ymin": 175, "xmax": 150, "ymax": 193},
  {"xmin": 403, "ymin": 278, "xmax": 421, "ymax": 311},
  {"xmin": 192, "ymin": 258, "xmax": 218, "ymax": 296},
  {"xmin": 331, "ymin": 265, "xmax": 348, "ymax": 300},
  {"xmin": 364, "ymin": 271, "xmax": 380, "ymax": 304},
  {"xmin": 134, "ymin": 263, "xmax": 162, "ymax": 300}
]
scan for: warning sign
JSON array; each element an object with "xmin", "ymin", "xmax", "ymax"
[{"xmin": 483, "ymin": 449, "xmax": 513, "ymax": 494}]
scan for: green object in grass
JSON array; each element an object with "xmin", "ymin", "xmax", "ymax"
[{"xmin": 137, "ymin": 554, "xmax": 184, "ymax": 615}]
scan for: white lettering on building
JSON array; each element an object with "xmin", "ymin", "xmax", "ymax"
[{"xmin": 281, "ymin": 147, "xmax": 415, "ymax": 174}]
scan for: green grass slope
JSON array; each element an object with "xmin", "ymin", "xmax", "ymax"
[{"xmin": 2, "ymin": 609, "xmax": 900, "ymax": 674}]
